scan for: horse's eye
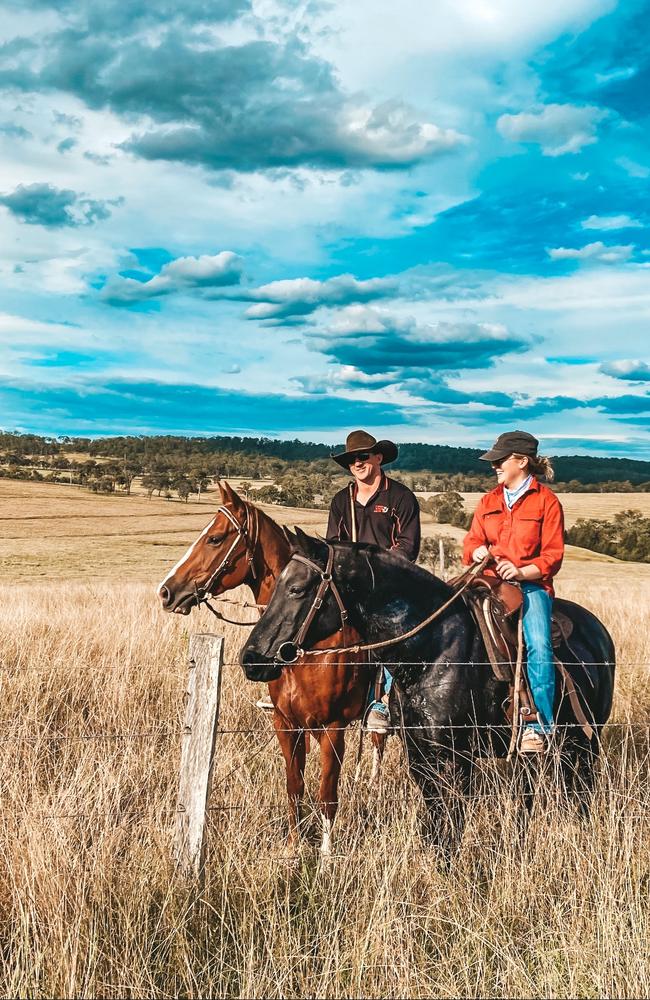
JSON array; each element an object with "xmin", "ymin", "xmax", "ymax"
[
  {"xmin": 288, "ymin": 585, "xmax": 304, "ymax": 598},
  {"xmin": 207, "ymin": 534, "xmax": 224, "ymax": 546}
]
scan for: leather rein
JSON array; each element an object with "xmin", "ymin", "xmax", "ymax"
[
  {"xmin": 194, "ymin": 504, "xmax": 265, "ymax": 625},
  {"xmin": 274, "ymin": 546, "xmax": 491, "ymax": 664}
]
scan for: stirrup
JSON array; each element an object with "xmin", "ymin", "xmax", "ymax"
[{"xmin": 518, "ymin": 728, "xmax": 549, "ymax": 754}]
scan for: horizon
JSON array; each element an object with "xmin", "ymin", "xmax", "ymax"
[
  {"xmin": 1, "ymin": 1, "xmax": 649, "ymax": 459},
  {"xmin": 3, "ymin": 426, "xmax": 650, "ymax": 466}
]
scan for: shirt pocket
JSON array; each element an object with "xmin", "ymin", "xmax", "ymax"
[
  {"xmin": 516, "ymin": 515, "xmax": 543, "ymax": 557},
  {"xmin": 483, "ymin": 511, "xmax": 502, "ymax": 545}
]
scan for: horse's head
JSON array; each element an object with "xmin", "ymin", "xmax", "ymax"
[
  {"xmin": 240, "ymin": 528, "xmax": 354, "ymax": 681},
  {"xmin": 158, "ymin": 482, "xmax": 257, "ymax": 614}
]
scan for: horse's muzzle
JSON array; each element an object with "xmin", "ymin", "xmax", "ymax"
[
  {"xmin": 240, "ymin": 647, "xmax": 283, "ymax": 682},
  {"xmin": 158, "ymin": 585, "xmax": 196, "ymax": 615}
]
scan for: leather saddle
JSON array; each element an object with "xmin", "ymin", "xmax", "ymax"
[
  {"xmin": 448, "ymin": 572, "xmax": 588, "ymax": 735},
  {"xmin": 453, "ymin": 573, "xmax": 575, "ymax": 670}
]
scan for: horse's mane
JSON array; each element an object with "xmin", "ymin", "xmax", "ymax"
[
  {"xmin": 330, "ymin": 539, "xmax": 453, "ymax": 598},
  {"xmin": 241, "ymin": 498, "xmax": 291, "ymax": 546}
]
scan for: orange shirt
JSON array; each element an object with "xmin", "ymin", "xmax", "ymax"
[{"xmin": 462, "ymin": 477, "xmax": 564, "ymax": 596}]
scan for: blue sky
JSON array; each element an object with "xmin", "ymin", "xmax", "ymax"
[{"xmin": 0, "ymin": 0, "xmax": 649, "ymax": 455}]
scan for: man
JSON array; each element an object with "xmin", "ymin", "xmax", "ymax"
[{"xmin": 326, "ymin": 429, "xmax": 421, "ymax": 732}]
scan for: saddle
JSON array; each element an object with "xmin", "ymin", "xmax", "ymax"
[{"xmin": 448, "ymin": 572, "xmax": 592, "ymax": 740}]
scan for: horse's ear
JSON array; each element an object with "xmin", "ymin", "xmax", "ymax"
[
  {"xmin": 220, "ymin": 480, "xmax": 244, "ymax": 509},
  {"xmin": 283, "ymin": 526, "xmax": 298, "ymax": 549},
  {"xmin": 293, "ymin": 526, "xmax": 325, "ymax": 559},
  {"xmin": 227, "ymin": 483, "xmax": 245, "ymax": 509}
]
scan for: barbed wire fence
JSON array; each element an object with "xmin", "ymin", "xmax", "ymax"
[{"xmin": 2, "ymin": 636, "xmax": 649, "ymax": 873}]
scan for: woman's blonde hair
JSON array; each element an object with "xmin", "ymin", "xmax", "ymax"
[{"xmin": 513, "ymin": 453, "xmax": 555, "ymax": 482}]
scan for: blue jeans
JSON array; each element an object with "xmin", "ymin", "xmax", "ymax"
[
  {"xmin": 521, "ymin": 582, "xmax": 555, "ymax": 733},
  {"xmin": 369, "ymin": 667, "xmax": 393, "ymax": 708}
]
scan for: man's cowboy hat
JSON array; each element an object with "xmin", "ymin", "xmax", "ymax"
[{"xmin": 331, "ymin": 430, "xmax": 398, "ymax": 469}]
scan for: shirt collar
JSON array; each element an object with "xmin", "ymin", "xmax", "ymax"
[
  {"xmin": 352, "ymin": 472, "xmax": 388, "ymax": 501},
  {"xmin": 504, "ymin": 474, "xmax": 533, "ymax": 508}
]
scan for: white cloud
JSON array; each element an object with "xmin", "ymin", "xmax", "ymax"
[
  {"xmin": 312, "ymin": 0, "xmax": 615, "ymax": 89},
  {"xmin": 102, "ymin": 252, "xmax": 244, "ymax": 304},
  {"xmin": 599, "ymin": 360, "xmax": 650, "ymax": 381},
  {"xmin": 340, "ymin": 100, "xmax": 467, "ymax": 164},
  {"xmin": 616, "ymin": 157, "xmax": 650, "ymax": 179},
  {"xmin": 497, "ymin": 104, "xmax": 607, "ymax": 155},
  {"xmin": 547, "ymin": 241, "xmax": 633, "ymax": 263},
  {"xmin": 242, "ymin": 274, "xmax": 397, "ymax": 321},
  {"xmin": 581, "ymin": 214, "xmax": 643, "ymax": 230}
]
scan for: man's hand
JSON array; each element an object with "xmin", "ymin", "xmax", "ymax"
[
  {"xmin": 472, "ymin": 545, "xmax": 490, "ymax": 563},
  {"xmin": 494, "ymin": 558, "xmax": 521, "ymax": 582}
]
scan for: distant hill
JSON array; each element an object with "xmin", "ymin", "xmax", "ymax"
[{"xmin": 1, "ymin": 430, "xmax": 649, "ymax": 485}]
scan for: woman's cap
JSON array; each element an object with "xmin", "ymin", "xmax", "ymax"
[{"xmin": 479, "ymin": 430, "xmax": 539, "ymax": 462}]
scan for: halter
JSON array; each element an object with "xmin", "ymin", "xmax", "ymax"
[
  {"xmin": 194, "ymin": 503, "xmax": 259, "ymax": 608},
  {"xmin": 275, "ymin": 544, "xmax": 350, "ymax": 664}
]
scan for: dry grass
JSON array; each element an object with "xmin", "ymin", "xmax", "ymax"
[{"xmin": 0, "ymin": 481, "xmax": 649, "ymax": 998}]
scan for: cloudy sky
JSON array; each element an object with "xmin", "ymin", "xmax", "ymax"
[{"xmin": 0, "ymin": 0, "xmax": 649, "ymax": 454}]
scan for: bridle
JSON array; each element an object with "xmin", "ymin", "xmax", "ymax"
[
  {"xmin": 273, "ymin": 545, "xmax": 491, "ymax": 664},
  {"xmin": 275, "ymin": 544, "xmax": 350, "ymax": 664},
  {"xmin": 194, "ymin": 503, "xmax": 260, "ymax": 616}
]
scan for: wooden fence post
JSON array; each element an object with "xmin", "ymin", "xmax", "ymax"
[{"xmin": 174, "ymin": 633, "xmax": 224, "ymax": 879}]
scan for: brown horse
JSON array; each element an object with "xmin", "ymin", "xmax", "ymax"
[{"xmin": 158, "ymin": 481, "xmax": 383, "ymax": 855}]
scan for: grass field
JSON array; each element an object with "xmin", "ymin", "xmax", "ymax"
[{"xmin": 0, "ymin": 480, "xmax": 649, "ymax": 998}]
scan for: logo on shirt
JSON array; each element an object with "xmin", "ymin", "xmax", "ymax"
[{"xmin": 374, "ymin": 504, "xmax": 389, "ymax": 514}]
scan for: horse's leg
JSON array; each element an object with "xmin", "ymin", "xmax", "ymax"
[
  {"xmin": 369, "ymin": 732, "xmax": 386, "ymax": 783},
  {"xmin": 407, "ymin": 736, "xmax": 471, "ymax": 862},
  {"xmin": 316, "ymin": 723, "xmax": 346, "ymax": 857},
  {"xmin": 561, "ymin": 729, "xmax": 600, "ymax": 818},
  {"xmin": 273, "ymin": 714, "xmax": 306, "ymax": 853}
]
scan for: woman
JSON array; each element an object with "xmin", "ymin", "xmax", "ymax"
[{"xmin": 462, "ymin": 430, "xmax": 564, "ymax": 753}]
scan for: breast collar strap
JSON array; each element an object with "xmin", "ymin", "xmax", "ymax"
[{"xmin": 291, "ymin": 545, "xmax": 349, "ymax": 650}]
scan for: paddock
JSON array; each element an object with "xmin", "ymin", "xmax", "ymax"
[{"xmin": 0, "ymin": 482, "xmax": 649, "ymax": 997}]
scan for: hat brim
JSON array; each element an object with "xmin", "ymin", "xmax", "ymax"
[
  {"xmin": 479, "ymin": 447, "xmax": 512, "ymax": 462},
  {"xmin": 332, "ymin": 439, "xmax": 398, "ymax": 469}
]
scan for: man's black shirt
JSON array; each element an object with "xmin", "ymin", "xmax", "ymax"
[{"xmin": 326, "ymin": 473, "xmax": 421, "ymax": 562}]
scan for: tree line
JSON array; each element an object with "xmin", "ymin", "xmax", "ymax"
[
  {"xmin": 566, "ymin": 511, "xmax": 650, "ymax": 562},
  {"xmin": 428, "ymin": 492, "xmax": 650, "ymax": 564},
  {"xmin": 2, "ymin": 430, "xmax": 650, "ymax": 486}
]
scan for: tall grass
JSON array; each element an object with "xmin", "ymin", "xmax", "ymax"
[{"xmin": 0, "ymin": 581, "xmax": 648, "ymax": 999}]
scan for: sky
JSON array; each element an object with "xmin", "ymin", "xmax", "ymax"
[{"xmin": 0, "ymin": 0, "xmax": 649, "ymax": 455}]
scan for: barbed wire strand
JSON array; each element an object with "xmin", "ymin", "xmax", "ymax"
[
  {"xmin": 4, "ymin": 660, "xmax": 650, "ymax": 674},
  {"xmin": 1, "ymin": 721, "xmax": 650, "ymax": 743}
]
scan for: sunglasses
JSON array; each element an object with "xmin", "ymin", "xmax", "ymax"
[
  {"xmin": 491, "ymin": 454, "xmax": 513, "ymax": 467},
  {"xmin": 348, "ymin": 452, "xmax": 372, "ymax": 465}
]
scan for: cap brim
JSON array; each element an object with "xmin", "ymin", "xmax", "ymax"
[{"xmin": 479, "ymin": 447, "xmax": 510, "ymax": 461}]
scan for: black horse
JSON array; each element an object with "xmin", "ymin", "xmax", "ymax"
[{"xmin": 241, "ymin": 530, "xmax": 615, "ymax": 846}]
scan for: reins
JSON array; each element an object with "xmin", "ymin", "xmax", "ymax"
[{"xmin": 274, "ymin": 548, "xmax": 492, "ymax": 663}]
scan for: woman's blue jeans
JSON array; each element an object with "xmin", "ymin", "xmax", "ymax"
[
  {"xmin": 521, "ymin": 582, "xmax": 555, "ymax": 733},
  {"xmin": 370, "ymin": 667, "xmax": 393, "ymax": 708}
]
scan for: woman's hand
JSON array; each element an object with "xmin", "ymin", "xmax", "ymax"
[
  {"xmin": 494, "ymin": 558, "xmax": 522, "ymax": 582},
  {"xmin": 472, "ymin": 545, "xmax": 490, "ymax": 563}
]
